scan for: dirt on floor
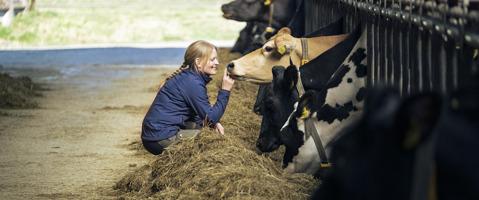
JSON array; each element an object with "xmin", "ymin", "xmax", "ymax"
[{"xmin": 0, "ymin": 61, "xmax": 176, "ymax": 199}]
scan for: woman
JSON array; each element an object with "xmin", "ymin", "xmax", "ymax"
[{"xmin": 141, "ymin": 40, "xmax": 235, "ymax": 155}]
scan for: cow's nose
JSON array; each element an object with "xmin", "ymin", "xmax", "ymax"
[
  {"xmin": 227, "ymin": 62, "xmax": 234, "ymax": 69},
  {"xmin": 256, "ymin": 141, "xmax": 262, "ymax": 149}
]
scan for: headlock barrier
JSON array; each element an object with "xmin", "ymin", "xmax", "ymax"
[{"xmin": 304, "ymin": 0, "xmax": 479, "ymax": 96}]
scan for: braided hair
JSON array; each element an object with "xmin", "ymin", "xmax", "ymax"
[{"xmin": 158, "ymin": 40, "xmax": 217, "ymax": 89}]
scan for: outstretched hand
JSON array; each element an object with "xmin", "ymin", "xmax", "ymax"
[{"xmin": 221, "ymin": 66, "xmax": 235, "ymax": 91}]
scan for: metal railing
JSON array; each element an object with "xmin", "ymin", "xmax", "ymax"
[{"xmin": 304, "ymin": 0, "xmax": 479, "ymax": 96}]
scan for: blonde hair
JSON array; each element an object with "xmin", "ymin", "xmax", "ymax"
[{"xmin": 159, "ymin": 40, "xmax": 217, "ymax": 89}]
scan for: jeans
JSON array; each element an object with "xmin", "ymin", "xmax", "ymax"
[{"xmin": 142, "ymin": 121, "xmax": 201, "ymax": 155}]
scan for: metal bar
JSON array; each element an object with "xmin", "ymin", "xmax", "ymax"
[
  {"xmin": 387, "ymin": 18, "xmax": 394, "ymax": 87},
  {"xmin": 421, "ymin": 29, "xmax": 431, "ymax": 92},
  {"xmin": 401, "ymin": 21, "xmax": 410, "ymax": 96},
  {"xmin": 379, "ymin": 10, "xmax": 387, "ymax": 85},
  {"xmin": 367, "ymin": 10, "xmax": 374, "ymax": 88},
  {"xmin": 374, "ymin": 13, "xmax": 380, "ymax": 87},
  {"xmin": 430, "ymin": 33, "xmax": 441, "ymax": 93},
  {"xmin": 410, "ymin": 25, "xmax": 420, "ymax": 94},
  {"xmin": 393, "ymin": 19, "xmax": 402, "ymax": 91},
  {"xmin": 439, "ymin": 39, "xmax": 448, "ymax": 93}
]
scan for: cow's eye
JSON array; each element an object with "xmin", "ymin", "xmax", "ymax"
[
  {"xmin": 265, "ymin": 46, "xmax": 273, "ymax": 52},
  {"xmin": 265, "ymin": 98, "xmax": 275, "ymax": 107}
]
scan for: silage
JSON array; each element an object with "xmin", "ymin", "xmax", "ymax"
[
  {"xmin": 115, "ymin": 48, "xmax": 320, "ymax": 199},
  {"xmin": 0, "ymin": 73, "xmax": 43, "ymax": 109}
]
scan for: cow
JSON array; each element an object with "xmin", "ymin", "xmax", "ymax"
[
  {"xmin": 227, "ymin": 27, "xmax": 350, "ymax": 84},
  {"xmin": 223, "ymin": 0, "xmax": 304, "ymax": 55},
  {"xmin": 221, "ymin": 0, "xmax": 298, "ymax": 31},
  {"xmin": 279, "ymin": 31, "xmax": 368, "ymax": 176},
  {"xmin": 230, "ymin": 21, "xmax": 269, "ymax": 54},
  {"xmin": 311, "ymin": 76, "xmax": 479, "ymax": 199},
  {"xmin": 255, "ymin": 26, "xmax": 361, "ymax": 152}
]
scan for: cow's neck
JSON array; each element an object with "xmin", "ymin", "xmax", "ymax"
[{"xmin": 293, "ymin": 34, "xmax": 350, "ymax": 66}]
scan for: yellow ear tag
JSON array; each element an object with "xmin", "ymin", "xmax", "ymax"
[
  {"xmin": 320, "ymin": 162, "xmax": 332, "ymax": 168},
  {"xmin": 474, "ymin": 49, "xmax": 478, "ymax": 59},
  {"xmin": 301, "ymin": 59, "xmax": 309, "ymax": 66},
  {"xmin": 278, "ymin": 44, "xmax": 286, "ymax": 54},
  {"xmin": 300, "ymin": 107, "xmax": 310, "ymax": 119},
  {"xmin": 265, "ymin": 27, "xmax": 275, "ymax": 33},
  {"xmin": 264, "ymin": 0, "xmax": 271, "ymax": 6}
]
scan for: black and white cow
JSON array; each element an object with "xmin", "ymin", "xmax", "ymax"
[
  {"xmin": 312, "ymin": 75, "xmax": 479, "ymax": 199},
  {"xmin": 222, "ymin": 0, "xmax": 303, "ymax": 54},
  {"xmin": 221, "ymin": 0, "xmax": 298, "ymax": 31},
  {"xmin": 254, "ymin": 20, "xmax": 355, "ymax": 153},
  {"xmin": 279, "ymin": 31, "xmax": 368, "ymax": 175}
]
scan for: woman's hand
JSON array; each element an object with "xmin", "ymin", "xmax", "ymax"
[
  {"xmin": 215, "ymin": 123, "xmax": 225, "ymax": 135},
  {"xmin": 221, "ymin": 67, "xmax": 235, "ymax": 91}
]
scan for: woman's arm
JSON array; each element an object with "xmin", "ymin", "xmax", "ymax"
[{"xmin": 184, "ymin": 79, "xmax": 230, "ymax": 127}]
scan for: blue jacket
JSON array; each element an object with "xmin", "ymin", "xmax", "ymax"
[{"xmin": 141, "ymin": 68, "xmax": 231, "ymax": 141}]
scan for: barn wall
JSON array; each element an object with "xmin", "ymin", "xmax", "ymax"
[{"xmin": 305, "ymin": 0, "xmax": 479, "ymax": 97}]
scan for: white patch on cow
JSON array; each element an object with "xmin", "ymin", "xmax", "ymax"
[
  {"xmin": 281, "ymin": 102, "xmax": 299, "ymax": 131},
  {"xmin": 284, "ymin": 136, "xmax": 321, "ymax": 174},
  {"xmin": 324, "ymin": 73, "xmax": 364, "ymax": 110}
]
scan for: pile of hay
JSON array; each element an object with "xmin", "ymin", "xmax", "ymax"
[
  {"xmin": 0, "ymin": 73, "xmax": 42, "ymax": 109},
  {"xmin": 115, "ymin": 48, "xmax": 320, "ymax": 199}
]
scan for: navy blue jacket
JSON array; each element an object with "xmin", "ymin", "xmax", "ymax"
[{"xmin": 141, "ymin": 68, "xmax": 231, "ymax": 141}]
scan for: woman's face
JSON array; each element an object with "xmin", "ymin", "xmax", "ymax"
[{"xmin": 198, "ymin": 48, "xmax": 219, "ymax": 76}]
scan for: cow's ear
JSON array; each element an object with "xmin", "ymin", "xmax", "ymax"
[
  {"xmin": 284, "ymin": 64, "xmax": 298, "ymax": 91},
  {"xmin": 296, "ymin": 90, "xmax": 316, "ymax": 119},
  {"xmin": 263, "ymin": 0, "xmax": 277, "ymax": 5},
  {"xmin": 275, "ymin": 28, "xmax": 296, "ymax": 55},
  {"xmin": 394, "ymin": 93, "xmax": 442, "ymax": 150},
  {"xmin": 277, "ymin": 27, "xmax": 291, "ymax": 35}
]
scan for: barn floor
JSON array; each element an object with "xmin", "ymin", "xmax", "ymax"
[{"xmin": 0, "ymin": 61, "xmax": 176, "ymax": 199}]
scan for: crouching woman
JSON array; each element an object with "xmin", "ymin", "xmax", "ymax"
[{"xmin": 141, "ymin": 40, "xmax": 235, "ymax": 155}]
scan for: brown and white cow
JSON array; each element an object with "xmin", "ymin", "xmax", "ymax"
[{"xmin": 227, "ymin": 27, "xmax": 349, "ymax": 84}]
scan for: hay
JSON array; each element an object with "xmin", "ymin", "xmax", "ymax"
[
  {"xmin": 0, "ymin": 73, "xmax": 42, "ymax": 109},
  {"xmin": 115, "ymin": 48, "xmax": 320, "ymax": 199}
]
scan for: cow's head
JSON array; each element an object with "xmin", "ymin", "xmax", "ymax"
[
  {"xmin": 227, "ymin": 27, "xmax": 299, "ymax": 84},
  {"xmin": 256, "ymin": 63, "xmax": 300, "ymax": 152},
  {"xmin": 221, "ymin": 0, "xmax": 294, "ymax": 28},
  {"xmin": 279, "ymin": 90, "xmax": 319, "ymax": 171},
  {"xmin": 221, "ymin": 0, "xmax": 270, "ymax": 21}
]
